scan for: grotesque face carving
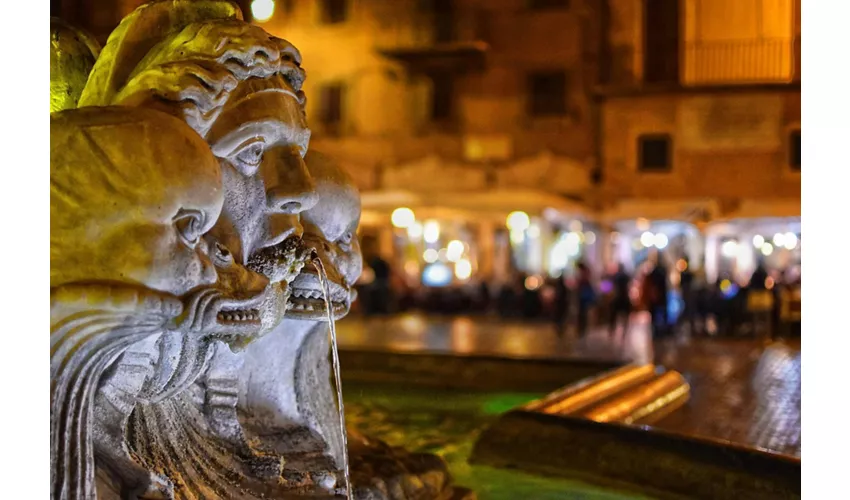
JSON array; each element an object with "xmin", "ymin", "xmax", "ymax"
[
  {"xmin": 287, "ymin": 152, "xmax": 363, "ymax": 321},
  {"xmin": 78, "ymin": 13, "xmax": 317, "ymax": 331},
  {"xmin": 50, "ymin": 106, "xmax": 223, "ymax": 297},
  {"xmin": 206, "ymin": 81, "xmax": 317, "ymax": 273}
]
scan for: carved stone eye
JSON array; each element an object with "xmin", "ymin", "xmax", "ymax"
[
  {"xmin": 233, "ymin": 143, "xmax": 264, "ymax": 173},
  {"xmin": 174, "ymin": 210, "xmax": 204, "ymax": 249},
  {"xmin": 213, "ymin": 242, "xmax": 234, "ymax": 267},
  {"xmin": 338, "ymin": 232, "xmax": 353, "ymax": 247}
]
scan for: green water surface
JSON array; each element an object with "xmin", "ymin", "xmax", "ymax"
[{"xmin": 344, "ymin": 383, "xmax": 655, "ymax": 500}]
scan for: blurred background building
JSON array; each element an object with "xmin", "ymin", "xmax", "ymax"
[{"xmin": 53, "ymin": 0, "xmax": 801, "ymax": 298}]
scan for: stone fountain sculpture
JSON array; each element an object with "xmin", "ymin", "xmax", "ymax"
[
  {"xmin": 52, "ymin": 1, "xmax": 469, "ymax": 499},
  {"xmin": 51, "ymin": 105, "xmax": 230, "ymax": 498}
]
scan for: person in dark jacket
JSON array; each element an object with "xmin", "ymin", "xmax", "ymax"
[
  {"xmin": 647, "ymin": 257, "xmax": 670, "ymax": 338},
  {"xmin": 608, "ymin": 263, "xmax": 632, "ymax": 337},
  {"xmin": 576, "ymin": 262, "xmax": 596, "ymax": 338},
  {"xmin": 553, "ymin": 273, "xmax": 571, "ymax": 338}
]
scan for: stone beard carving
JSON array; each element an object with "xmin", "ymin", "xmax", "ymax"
[
  {"xmin": 237, "ymin": 151, "xmax": 362, "ymax": 485},
  {"xmin": 50, "ymin": 107, "xmax": 225, "ymax": 499},
  {"xmin": 76, "ymin": 1, "xmax": 323, "ymax": 498}
]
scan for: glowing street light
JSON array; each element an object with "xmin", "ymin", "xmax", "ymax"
[
  {"xmin": 752, "ymin": 235, "xmax": 765, "ymax": 248},
  {"xmin": 455, "ymin": 258, "xmax": 472, "ymax": 280},
  {"xmin": 783, "ymin": 232, "xmax": 798, "ymax": 250},
  {"xmin": 251, "ymin": 0, "xmax": 275, "ymax": 22},
  {"xmin": 640, "ymin": 231, "xmax": 655, "ymax": 248},
  {"xmin": 423, "ymin": 248, "xmax": 438, "ymax": 263},
  {"xmin": 721, "ymin": 240, "xmax": 738, "ymax": 258},
  {"xmin": 407, "ymin": 222, "xmax": 423, "ymax": 240},
  {"xmin": 653, "ymin": 233, "xmax": 669, "ymax": 250},
  {"xmin": 761, "ymin": 242, "xmax": 774, "ymax": 256},
  {"xmin": 506, "ymin": 211, "xmax": 530, "ymax": 232},
  {"xmin": 391, "ymin": 207, "xmax": 415, "ymax": 228},
  {"xmin": 446, "ymin": 240, "xmax": 464, "ymax": 262},
  {"xmin": 423, "ymin": 220, "xmax": 440, "ymax": 243}
]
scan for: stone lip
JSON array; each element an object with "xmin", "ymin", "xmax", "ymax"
[{"xmin": 470, "ymin": 409, "xmax": 800, "ymax": 500}]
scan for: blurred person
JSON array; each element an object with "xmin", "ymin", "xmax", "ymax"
[
  {"xmin": 749, "ymin": 259, "xmax": 769, "ymax": 290},
  {"xmin": 677, "ymin": 258, "xmax": 697, "ymax": 334},
  {"xmin": 368, "ymin": 253, "xmax": 392, "ymax": 315},
  {"xmin": 478, "ymin": 280, "xmax": 491, "ymax": 313},
  {"xmin": 647, "ymin": 256, "xmax": 670, "ymax": 339},
  {"xmin": 576, "ymin": 262, "xmax": 596, "ymax": 338},
  {"xmin": 553, "ymin": 272, "xmax": 571, "ymax": 338},
  {"xmin": 608, "ymin": 263, "xmax": 632, "ymax": 337},
  {"xmin": 522, "ymin": 273, "xmax": 543, "ymax": 318},
  {"xmin": 747, "ymin": 259, "xmax": 773, "ymax": 338}
]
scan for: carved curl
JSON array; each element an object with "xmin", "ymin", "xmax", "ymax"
[{"xmin": 80, "ymin": 4, "xmax": 306, "ymax": 139}]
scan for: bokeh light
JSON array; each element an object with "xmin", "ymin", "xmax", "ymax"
[
  {"xmin": 423, "ymin": 220, "xmax": 440, "ymax": 243},
  {"xmin": 407, "ymin": 222, "xmax": 423, "ymax": 240},
  {"xmin": 455, "ymin": 258, "xmax": 472, "ymax": 280},
  {"xmin": 391, "ymin": 207, "xmax": 415, "ymax": 228},
  {"xmin": 251, "ymin": 0, "xmax": 275, "ymax": 22},
  {"xmin": 721, "ymin": 240, "xmax": 738, "ymax": 258},
  {"xmin": 423, "ymin": 248, "xmax": 438, "ymax": 263},
  {"xmin": 640, "ymin": 231, "xmax": 655, "ymax": 247},
  {"xmin": 446, "ymin": 240, "xmax": 464, "ymax": 262},
  {"xmin": 506, "ymin": 211, "xmax": 530, "ymax": 231}
]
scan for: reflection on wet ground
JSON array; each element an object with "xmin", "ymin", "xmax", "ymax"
[
  {"xmin": 344, "ymin": 384, "xmax": 655, "ymax": 499},
  {"xmin": 337, "ymin": 312, "xmax": 801, "ymax": 457},
  {"xmin": 654, "ymin": 340, "xmax": 801, "ymax": 457}
]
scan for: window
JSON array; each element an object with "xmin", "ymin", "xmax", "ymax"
[
  {"xmin": 431, "ymin": 74, "xmax": 454, "ymax": 121},
  {"xmin": 638, "ymin": 134, "xmax": 672, "ymax": 171},
  {"xmin": 321, "ymin": 0, "xmax": 348, "ymax": 24},
  {"xmin": 528, "ymin": 71, "xmax": 567, "ymax": 117},
  {"xmin": 789, "ymin": 130, "xmax": 801, "ymax": 170},
  {"xmin": 529, "ymin": 0, "xmax": 570, "ymax": 9},
  {"xmin": 319, "ymin": 83, "xmax": 344, "ymax": 133},
  {"xmin": 643, "ymin": 0, "xmax": 680, "ymax": 84}
]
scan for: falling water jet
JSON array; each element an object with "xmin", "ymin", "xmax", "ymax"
[{"xmin": 312, "ymin": 252, "xmax": 352, "ymax": 500}]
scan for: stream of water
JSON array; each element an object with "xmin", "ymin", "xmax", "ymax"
[{"xmin": 313, "ymin": 257, "xmax": 352, "ymax": 500}]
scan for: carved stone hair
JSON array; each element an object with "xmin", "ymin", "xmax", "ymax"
[{"xmin": 79, "ymin": 2, "xmax": 306, "ymax": 138}]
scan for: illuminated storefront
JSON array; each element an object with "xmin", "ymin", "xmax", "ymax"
[{"xmin": 705, "ymin": 217, "xmax": 801, "ymax": 285}]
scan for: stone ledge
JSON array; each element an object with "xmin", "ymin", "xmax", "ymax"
[{"xmin": 470, "ymin": 410, "xmax": 800, "ymax": 500}]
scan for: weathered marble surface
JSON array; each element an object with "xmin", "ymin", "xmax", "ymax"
[
  {"xmin": 51, "ymin": 2, "xmax": 466, "ymax": 499},
  {"xmin": 50, "ymin": 106, "xmax": 225, "ymax": 499}
]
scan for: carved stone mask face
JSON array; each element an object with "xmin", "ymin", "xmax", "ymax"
[
  {"xmin": 206, "ymin": 84, "xmax": 317, "ymax": 277},
  {"xmin": 50, "ymin": 107, "xmax": 223, "ymax": 297},
  {"xmin": 287, "ymin": 152, "xmax": 362, "ymax": 321}
]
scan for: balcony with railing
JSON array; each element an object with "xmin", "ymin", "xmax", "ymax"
[
  {"xmin": 683, "ymin": 37, "xmax": 795, "ymax": 85},
  {"xmin": 376, "ymin": 6, "xmax": 490, "ymax": 74}
]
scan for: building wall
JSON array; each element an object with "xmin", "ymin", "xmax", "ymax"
[
  {"xmin": 601, "ymin": 88, "xmax": 800, "ymax": 206},
  {"xmin": 260, "ymin": 0, "xmax": 596, "ymax": 197},
  {"xmin": 599, "ymin": 0, "xmax": 800, "ymax": 218},
  {"xmin": 607, "ymin": 0, "xmax": 798, "ymax": 85}
]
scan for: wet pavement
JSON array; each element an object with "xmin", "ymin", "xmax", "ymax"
[{"xmin": 336, "ymin": 312, "xmax": 801, "ymax": 458}]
